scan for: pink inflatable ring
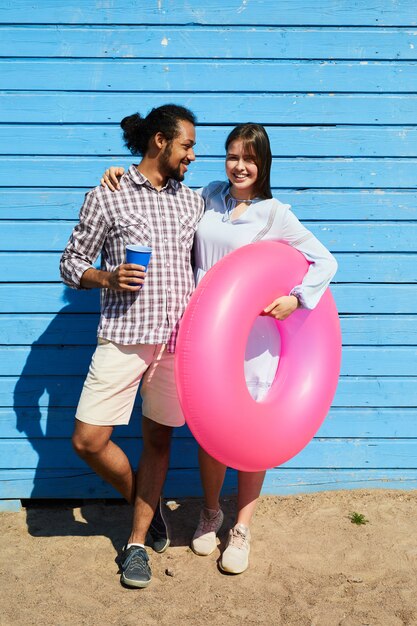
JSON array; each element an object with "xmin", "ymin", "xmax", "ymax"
[{"xmin": 175, "ymin": 241, "xmax": 341, "ymax": 472}]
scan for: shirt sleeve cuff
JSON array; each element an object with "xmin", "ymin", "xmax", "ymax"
[
  {"xmin": 63, "ymin": 261, "xmax": 95, "ymax": 290},
  {"xmin": 289, "ymin": 286, "xmax": 306, "ymax": 309}
]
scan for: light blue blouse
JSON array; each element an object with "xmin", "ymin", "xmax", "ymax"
[{"xmin": 194, "ymin": 181, "xmax": 338, "ymax": 400}]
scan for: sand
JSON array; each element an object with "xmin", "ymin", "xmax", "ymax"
[{"xmin": 1, "ymin": 490, "xmax": 417, "ymax": 626}]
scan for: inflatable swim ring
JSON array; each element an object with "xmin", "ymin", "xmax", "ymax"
[{"xmin": 175, "ymin": 241, "xmax": 341, "ymax": 472}]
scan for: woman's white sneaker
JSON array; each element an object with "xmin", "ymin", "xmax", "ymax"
[
  {"xmin": 220, "ymin": 523, "xmax": 251, "ymax": 574},
  {"xmin": 191, "ymin": 507, "xmax": 224, "ymax": 556}
]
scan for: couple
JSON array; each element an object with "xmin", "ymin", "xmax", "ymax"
[{"xmin": 60, "ymin": 104, "xmax": 337, "ymax": 588}]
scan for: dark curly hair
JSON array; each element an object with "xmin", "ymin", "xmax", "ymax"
[{"xmin": 120, "ymin": 104, "xmax": 197, "ymax": 156}]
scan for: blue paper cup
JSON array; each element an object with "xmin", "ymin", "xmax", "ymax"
[{"xmin": 126, "ymin": 245, "xmax": 152, "ymax": 287}]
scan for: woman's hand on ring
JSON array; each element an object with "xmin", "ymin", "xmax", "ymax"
[{"xmin": 263, "ymin": 295, "xmax": 299, "ymax": 320}]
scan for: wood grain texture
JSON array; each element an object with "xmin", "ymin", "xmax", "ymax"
[
  {"xmin": 4, "ymin": 125, "xmax": 417, "ymax": 157},
  {"xmin": 2, "ymin": 60, "xmax": 417, "ymax": 93},
  {"xmin": 0, "ymin": 1, "xmax": 416, "ymax": 26},
  {"xmin": 2, "ymin": 26, "xmax": 417, "ymax": 59}
]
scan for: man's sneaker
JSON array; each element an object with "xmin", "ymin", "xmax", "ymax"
[
  {"xmin": 191, "ymin": 507, "xmax": 224, "ymax": 556},
  {"xmin": 120, "ymin": 545, "xmax": 152, "ymax": 588},
  {"xmin": 146, "ymin": 497, "xmax": 170, "ymax": 553},
  {"xmin": 220, "ymin": 523, "xmax": 251, "ymax": 574}
]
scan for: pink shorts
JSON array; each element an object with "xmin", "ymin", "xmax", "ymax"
[{"xmin": 75, "ymin": 338, "xmax": 184, "ymax": 428}]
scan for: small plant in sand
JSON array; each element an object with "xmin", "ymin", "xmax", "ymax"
[{"xmin": 349, "ymin": 512, "xmax": 369, "ymax": 525}]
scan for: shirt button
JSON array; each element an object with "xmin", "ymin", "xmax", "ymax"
[
  {"xmin": 166, "ymin": 263, "xmax": 170, "ymax": 267},
  {"xmin": 164, "ymin": 238, "xmax": 168, "ymax": 243}
]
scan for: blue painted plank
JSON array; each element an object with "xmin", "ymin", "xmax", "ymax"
[
  {"xmin": 0, "ymin": 314, "xmax": 100, "ymax": 344},
  {"xmin": 262, "ymin": 469, "xmax": 417, "ymax": 493},
  {"xmin": 3, "ymin": 157, "xmax": 417, "ymax": 189},
  {"xmin": 2, "ymin": 314, "xmax": 417, "ymax": 346},
  {"xmin": 0, "ymin": 1, "xmax": 415, "ymax": 26},
  {"xmin": 341, "ymin": 315, "xmax": 417, "ymax": 345},
  {"xmin": 1, "ymin": 220, "xmax": 416, "ymax": 252},
  {"xmin": 2, "ymin": 468, "xmax": 417, "ymax": 501},
  {"xmin": 3, "ymin": 26, "xmax": 417, "ymax": 60},
  {"xmin": 2, "ymin": 60, "xmax": 417, "ymax": 93},
  {"xmin": 2, "ymin": 345, "xmax": 417, "ymax": 376},
  {"xmin": 3, "ymin": 252, "xmax": 416, "ymax": 283},
  {"xmin": 1, "ymin": 189, "xmax": 416, "ymax": 221},
  {"xmin": 0, "ymin": 284, "xmax": 414, "ymax": 314},
  {"xmin": 6, "ymin": 374, "xmax": 417, "ymax": 408},
  {"xmin": 2, "ymin": 437, "xmax": 417, "ymax": 470},
  {"xmin": 0, "ymin": 438, "xmax": 198, "ymax": 470},
  {"xmin": 341, "ymin": 347, "xmax": 417, "ymax": 375},
  {"xmin": 4, "ymin": 93, "xmax": 417, "ymax": 125},
  {"xmin": 0, "ymin": 500, "xmax": 21, "ymax": 512},
  {"xmin": 1, "ymin": 468, "xmax": 417, "ymax": 501},
  {"xmin": 335, "ymin": 285, "xmax": 417, "ymax": 314},
  {"xmin": 3, "ymin": 406, "xmax": 417, "ymax": 438},
  {"xmin": 332, "ymin": 381, "xmax": 417, "ymax": 410},
  {"xmin": 5, "ymin": 125, "xmax": 417, "ymax": 158}
]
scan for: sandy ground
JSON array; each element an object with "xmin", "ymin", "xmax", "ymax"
[{"xmin": 1, "ymin": 490, "xmax": 417, "ymax": 626}]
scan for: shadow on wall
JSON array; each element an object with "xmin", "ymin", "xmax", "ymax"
[
  {"xmin": 12, "ymin": 287, "xmax": 130, "ymax": 547},
  {"xmin": 12, "ymin": 287, "xmax": 238, "ymax": 546}
]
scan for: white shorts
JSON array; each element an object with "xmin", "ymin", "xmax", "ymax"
[{"xmin": 75, "ymin": 338, "xmax": 184, "ymax": 428}]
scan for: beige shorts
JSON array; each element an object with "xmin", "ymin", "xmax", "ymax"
[{"xmin": 75, "ymin": 338, "xmax": 184, "ymax": 428}]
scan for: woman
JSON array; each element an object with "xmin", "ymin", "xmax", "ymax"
[{"xmin": 100, "ymin": 122, "xmax": 337, "ymax": 575}]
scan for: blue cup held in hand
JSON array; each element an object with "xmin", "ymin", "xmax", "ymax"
[{"xmin": 126, "ymin": 245, "xmax": 152, "ymax": 287}]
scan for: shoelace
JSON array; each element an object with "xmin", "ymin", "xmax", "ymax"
[
  {"xmin": 229, "ymin": 527, "xmax": 248, "ymax": 549},
  {"xmin": 124, "ymin": 550, "xmax": 148, "ymax": 572}
]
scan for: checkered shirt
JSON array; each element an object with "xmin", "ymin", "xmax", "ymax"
[{"xmin": 60, "ymin": 165, "xmax": 205, "ymax": 351}]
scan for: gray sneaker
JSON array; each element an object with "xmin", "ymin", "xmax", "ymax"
[
  {"xmin": 191, "ymin": 507, "xmax": 224, "ymax": 556},
  {"xmin": 120, "ymin": 545, "xmax": 152, "ymax": 588},
  {"xmin": 220, "ymin": 523, "xmax": 251, "ymax": 574}
]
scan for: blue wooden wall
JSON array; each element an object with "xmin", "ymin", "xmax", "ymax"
[{"xmin": 1, "ymin": 1, "xmax": 417, "ymax": 510}]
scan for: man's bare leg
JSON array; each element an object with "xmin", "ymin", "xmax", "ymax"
[
  {"xmin": 72, "ymin": 419, "xmax": 135, "ymax": 503},
  {"xmin": 127, "ymin": 416, "xmax": 173, "ymax": 545}
]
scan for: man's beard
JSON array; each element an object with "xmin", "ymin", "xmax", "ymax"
[{"xmin": 160, "ymin": 143, "xmax": 185, "ymax": 182}]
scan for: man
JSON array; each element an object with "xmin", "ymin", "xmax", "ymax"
[{"xmin": 60, "ymin": 104, "xmax": 204, "ymax": 588}]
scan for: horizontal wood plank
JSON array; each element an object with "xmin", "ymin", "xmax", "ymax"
[
  {"xmin": 1, "ymin": 189, "xmax": 416, "ymax": 220},
  {"xmin": 0, "ymin": 284, "xmax": 415, "ymax": 314},
  {"xmin": 0, "ymin": 2, "xmax": 415, "ymax": 26},
  {"xmin": 4, "ymin": 93, "xmax": 417, "ymax": 125},
  {"xmin": 2, "ymin": 60, "xmax": 417, "ymax": 93},
  {"xmin": 1, "ymin": 468, "xmax": 417, "ymax": 502},
  {"xmin": 2, "ymin": 26, "xmax": 417, "ymax": 60},
  {"xmin": 1, "ymin": 220, "xmax": 416, "ymax": 252},
  {"xmin": 0, "ymin": 467, "xmax": 415, "ymax": 500},
  {"xmin": 3, "ymin": 406, "xmax": 417, "ymax": 438},
  {"xmin": 3, "ymin": 252, "xmax": 416, "ymax": 283},
  {"xmin": 3, "ymin": 157, "xmax": 417, "ymax": 188},
  {"xmin": 4, "ymin": 125, "xmax": 417, "ymax": 157},
  {"xmin": 2, "ymin": 437, "xmax": 417, "ymax": 470},
  {"xmin": 2, "ymin": 314, "xmax": 416, "ymax": 346},
  {"xmin": 2, "ymin": 345, "xmax": 417, "ymax": 376},
  {"xmin": 5, "ymin": 375, "xmax": 417, "ymax": 408}
]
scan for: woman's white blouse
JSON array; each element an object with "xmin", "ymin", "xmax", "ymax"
[{"xmin": 194, "ymin": 181, "xmax": 338, "ymax": 400}]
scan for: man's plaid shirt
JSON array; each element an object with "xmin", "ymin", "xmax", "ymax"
[{"xmin": 60, "ymin": 165, "xmax": 205, "ymax": 351}]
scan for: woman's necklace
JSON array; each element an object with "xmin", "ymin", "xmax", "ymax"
[
  {"xmin": 224, "ymin": 191, "xmax": 257, "ymax": 222},
  {"xmin": 228, "ymin": 190, "xmax": 255, "ymax": 204}
]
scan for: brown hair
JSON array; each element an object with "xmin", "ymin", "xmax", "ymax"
[{"xmin": 225, "ymin": 123, "xmax": 272, "ymax": 199}]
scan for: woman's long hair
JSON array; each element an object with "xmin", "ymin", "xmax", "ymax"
[{"xmin": 225, "ymin": 123, "xmax": 272, "ymax": 199}]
